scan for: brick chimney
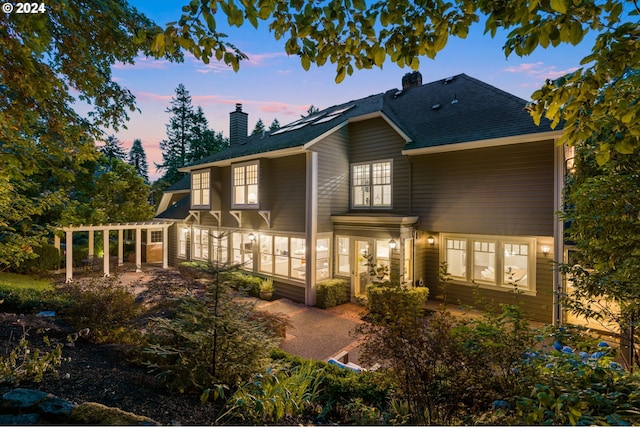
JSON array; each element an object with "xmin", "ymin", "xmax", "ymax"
[
  {"xmin": 402, "ymin": 71, "xmax": 422, "ymax": 90},
  {"xmin": 229, "ymin": 103, "xmax": 248, "ymax": 146}
]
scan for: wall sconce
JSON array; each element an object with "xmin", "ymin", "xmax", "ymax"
[
  {"xmin": 427, "ymin": 235, "xmax": 435, "ymax": 246},
  {"xmin": 541, "ymin": 245, "xmax": 551, "ymax": 256},
  {"xmin": 248, "ymin": 232, "xmax": 256, "ymax": 241},
  {"xmin": 388, "ymin": 239, "xmax": 397, "ymax": 250}
]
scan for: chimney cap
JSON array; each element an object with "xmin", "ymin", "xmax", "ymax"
[{"xmin": 235, "ymin": 103, "xmax": 243, "ymax": 112}]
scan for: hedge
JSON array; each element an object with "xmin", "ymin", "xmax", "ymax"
[
  {"xmin": 219, "ymin": 271, "xmax": 262, "ymax": 297},
  {"xmin": 366, "ymin": 282, "xmax": 429, "ymax": 321},
  {"xmin": 316, "ymin": 278, "xmax": 349, "ymax": 309}
]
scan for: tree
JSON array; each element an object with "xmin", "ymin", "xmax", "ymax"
[
  {"xmin": 145, "ymin": 0, "xmax": 638, "ymax": 160},
  {"xmin": 157, "ymin": 84, "xmax": 196, "ymax": 184},
  {"xmin": 187, "ymin": 107, "xmax": 228, "ymax": 163},
  {"xmin": 251, "ymin": 118, "xmax": 266, "ymax": 135},
  {"xmin": 100, "ymin": 135, "xmax": 127, "ymax": 162},
  {"xmin": 0, "ymin": 0, "xmax": 170, "ymax": 269},
  {"xmin": 128, "ymin": 139, "xmax": 150, "ymax": 183},
  {"xmin": 269, "ymin": 118, "xmax": 281, "ymax": 132},
  {"xmin": 302, "ymin": 105, "xmax": 320, "ymax": 118}
]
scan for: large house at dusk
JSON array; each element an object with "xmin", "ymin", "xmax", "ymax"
[{"xmin": 154, "ymin": 72, "xmax": 571, "ymax": 324}]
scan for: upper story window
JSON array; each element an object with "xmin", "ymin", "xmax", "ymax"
[
  {"xmin": 191, "ymin": 170, "xmax": 210, "ymax": 207},
  {"xmin": 232, "ymin": 161, "xmax": 259, "ymax": 208},
  {"xmin": 352, "ymin": 160, "xmax": 392, "ymax": 208}
]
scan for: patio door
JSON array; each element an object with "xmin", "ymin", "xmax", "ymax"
[{"xmin": 352, "ymin": 239, "xmax": 372, "ymax": 299}]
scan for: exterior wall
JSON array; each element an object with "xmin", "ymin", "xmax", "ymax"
[
  {"xmin": 410, "ymin": 140, "xmax": 556, "ymax": 323},
  {"xmin": 348, "ymin": 118, "xmax": 412, "ymax": 214},
  {"xmin": 312, "ymin": 127, "xmax": 350, "ymax": 233},
  {"xmin": 411, "ymin": 140, "xmax": 555, "ymax": 236}
]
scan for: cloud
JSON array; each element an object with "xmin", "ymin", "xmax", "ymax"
[
  {"xmin": 503, "ymin": 62, "xmax": 578, "ymax": 80},
  {"xmin": 192, "ymin": 50, "xmax": 287, "ymax": 73},
  {"xmin": 113, "ymin": 57, "xmax": 171, "ymax": 70}
]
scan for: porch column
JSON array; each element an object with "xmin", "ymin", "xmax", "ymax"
[
  {"xmin": 305, "ymin": 152, "xmax": 318, "ymax": 306},
  {"xmin": 135, "ymin": 227, "xmax": 142, "ymax": 272},
  {"xmin": 162, "ymin": 227, "xmax": 169, "ymax": 269},
  {"xmin": 118, "ymin": 229, "xmax": 124, "ymax": 266},
  {"xmin": 88, "ymin": 230, "xmax": 94, "ymax": 258},
  {"xmin": 65, "ymin": 230, "xmax": 73, "ymax": 282},
  {"xmin": 103, "ymin": 229, "xmax": 110, "ymax": 277}
]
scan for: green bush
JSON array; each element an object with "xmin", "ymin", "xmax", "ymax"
[
  {"xmin": 177, "ymin": 260, "xmax": 212, "ymax": 279},
  {"xmin": 366, "ymin": 282, "xmax": 429, "ymax": 321},
  {"xmin": 316, "ymin": 278, "xmax": 349, "ymax": 309},
  {"xmin": 15, "ymin": 244, "xmax": 61, "ymax": 274},
  {"xmin": 0, "ymin": 285, "xmax": 66, "ymax": 314},
  {"xmin": 1, "ymin": 336, "xmax": 64, "ymax": 385},
  {"xmin": 219, "ymin": 270, "xmax": 262, "ymax": 297},
  {"xmin": 57, "ymin": 280, "xmax": 142, "ymax": 343}
]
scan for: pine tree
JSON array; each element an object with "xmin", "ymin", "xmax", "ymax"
[
  {"xmin": 157, "ymin": 84, "xmax": 195, "ymax": 183},
  {"xmin": 252, "ymin": 118, "xmax": 266, "ymax": 135},
  {"xmin": 187, "ymin": 106, "xmax": 229, "ymax": 163},
  {"xmin": 128, "ymin": 138, "xmax": 149, "ymax": 183},
  {"xmin": 100, "ymin": 135, "xmax": 127, "ymax": 161},
  {"xmin": 302, "ymin": 105, "xmax": 320, "ymax": 117},
  {"xmin": 269, "ymin": 118, "xmax": 281, "ymax": 132}
]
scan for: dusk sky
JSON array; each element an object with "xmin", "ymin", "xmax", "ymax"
[{"xmin": 110, "ymin": 1, "xmax": 597, "ymax": 181}]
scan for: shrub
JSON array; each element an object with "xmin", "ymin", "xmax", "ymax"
[
  {"xmin": 14, "ymin": 244, "xmax": 61, "ymax": 274},
  {"xmin": 0, "ymin": 336, "xmax": 64, "ymax": 384},
  {"xmin": 219, "ymin": 270, "xmax": 262, "ymax": 297},
  {"xmin": 316, "ymin": 278, "xmax": 348, "ymax": 309},
  {"xmin": 57, "ymin": 280, "xmax": 142, "ymax": 343},
  {"xmin": 143, "ymin": 278, "xmax": 281, "ymax": 393},
  {"xmin": 366, "ymin": 282, "xmax": 429, "ymax": 321},
  {"xmin": 0, "ymin": 285, "xmax": 52, "ymax": 313},
  {"xmin": 177, "ymin": 260, "xmax": 211, "ymax": 279}
]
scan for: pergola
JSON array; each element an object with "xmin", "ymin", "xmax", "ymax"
[{"xmin": 56, "ymin": 221, "xmax": 173, "ymax": 282}]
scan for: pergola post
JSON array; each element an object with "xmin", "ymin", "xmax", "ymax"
[
  {"xmin": 65, "ymin": 230, "xmax": 73, "ymax": 282},
  {"xmin": 88, "ymin": 230, "xmax": 94, "ymax": 258},
  {"xmin": 118, "ymin": 229, "xmax": 124, "ymax": 266},
  {"xmin": 54, "ymin": 234, "xmax": 61, "ymax": 273},
  {"xmin": 103, "ymin": 229, "xmax": 110, "ymax": 277},
  {"xmin": 162, "ymin": 227, "xmax": 169, "ymax": 269},
  {"xmin": 135, "ymin": 228, "xmax": 142, "ymax": 272}
]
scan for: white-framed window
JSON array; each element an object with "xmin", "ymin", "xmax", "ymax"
[
  {"xmin": 193, "ymin": 227, "xmax": 209, "ymax": 260},
  {"xmin": 336, "ymin": 236, "xmax": 350, "ymax": 276},
  {"xmin": 178, "ymin": 227, "xmax": 188, "ymax": 258},
  {"xmin": 351, "ymin": 160, "xmax": 392, "ymax": 208},
  {"xmin": 257, "ymin": 234, "xmax": 308, "ymax": 281},
  {"xmin": 232, "ymin": 161, "xmax": 259, "ymax": 207},
  {"xmin": 316, "ymin": 238, "xmax": 330, "ymax": 280},
  {"xmin": 150, "ymin": 230, "xmax": 163, "ymax": 243},
  {"xmin": 191, "ymin": 170, "xmax": 210, "ymax": 207},
  {"xmin": 232, "ymin": 232, "xmax": 254, "ymax": 269},
  {"xmin": 441, "ymin": 233, "xmax": 536, "ymax": 294},
  {"xmin": 211, "ymin": 231, "xmax": 228, "ymax": 264},
  {"xmin": 403, "ymin": 238, "xmax": 413, "ymax": 285}
]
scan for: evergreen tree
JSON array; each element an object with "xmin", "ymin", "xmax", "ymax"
[
  {"xmin": 252, "ymin": 118, "xmax": 266, "ymax": 135},
  {"xmin": 128, "ymin": 138, "xmax": 149, "ymax": 183},
  {"xmin": 269, "ymin": 118, "xmax": 281, "ymax": 132},
  {"xmin": 188, "ymin": 129, "xmax": 228, "ymax": 163},
  {"xmin": 157, "ymin": 84, "xmax": 195, "ymax": 183},
  {"xmin": 302, "ymin": 105, "xmax": 320, "ymax": 117},
  {"xmin": 100, "ymin": 135, "xmax": 127, "ymax": 162}
]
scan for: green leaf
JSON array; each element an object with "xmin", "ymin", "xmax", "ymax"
[
  {"xmin": 301, "ymin": 53, "xmax": 311, "ymax": 70},
  {"xmin": 335, "ymin": 66, "xmax": 346, "ymax": 83},
  {"xmin": 615, "ymin": 139, "xmax": 636, "ymax": 154},
  {"xmin": 550, "ymin": 0, "xmax": 568, "ymax": 14},
  {"xmin": 373, "ymin": 45, "xmax": 385, "ymax": 67}
]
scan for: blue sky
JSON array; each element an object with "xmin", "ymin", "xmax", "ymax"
[{"xmin": 112, "ymin": 1, "xmax": 595, "ymax": 181}]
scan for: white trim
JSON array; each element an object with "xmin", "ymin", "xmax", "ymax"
[
  {"xmin": 331, "ymin": 215, "xmax": 419, "ymax": 226},
  {"xmin": 258, "ymin": 210, "xmax": 272, "ymax": 228},
  {"xmin": 60, "ymin": 221, "xmax": 173, "ymax": 232},
  {"xmin": 401, "ymin": 130, "xmax": 563, "ymax": 156},
  {"xmin": 229, "ymin": 210, "xmax": 243, "ymax": 227},
  {"xmin": 209, "ymin": 210, "xmax": 222, "ymax": 225},
  {"xmin": 231, "ymin": 160, "xmax": 260, "ymax": 208},
  {"xmin": 305, "ymin": 151, "xmax": 318, "ymax": 305},
  {"xmin": 178, "ymin": 146, "xmax": 305, "ymax": 171}
]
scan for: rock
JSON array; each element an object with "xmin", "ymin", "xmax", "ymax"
[
  {"xmin": 0, "ymin": 413, "xmax": 40, "ymax": 425},
  {"xmin": 70, "ymin": 402, "xmax": 159, "ymax": 426},
  {"xmin": 39, "ymin": 396, "xmax": 76, "ymax": 418},
  {"xmin": 2, "ymin": 389, "xmax": 50, "ymax": 409}
]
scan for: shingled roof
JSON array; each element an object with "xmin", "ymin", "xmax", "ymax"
[{"xmin": 184, "ymin": 73, "xmax": 556, "ymax": 169}]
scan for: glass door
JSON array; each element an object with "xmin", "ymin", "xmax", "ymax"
[{"xmin": 352, "ymin": 239, "xmax": 372, "ymax": 299}]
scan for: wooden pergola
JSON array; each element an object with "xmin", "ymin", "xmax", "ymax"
[{"xmin": 56, "ymin": 221, "xmax": 173, "ymax": 282}]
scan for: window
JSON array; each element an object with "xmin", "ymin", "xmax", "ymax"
[
  {"xmin": 442, "ymin": 234, "xmax": 536, "ymax": 293},
  {"xmin": 193, "ymin": 227, "xmax": 209, "ymax": 260},
  {"xmin": 232, "ymin": 232, "xmax": 254, "ymax": 268},
  {"xmin": 211, "ymin": 232, "xmax": 228, "ymax": 264},
  {"xmin": 257, "ymin": 234, "xmax": 309, "ymax": 281},
  {"xmin": 336, "ymin": 236, "xmax": 350, "ymax": 276},
  {"xmin": 178, "ymin": 227, "xmax": 188, "ymax": 258},
  {"xmin": 351, "ymin": 160, "xmax": 392, "ymax": 208},
  {"xmin": 291, "ymin": 238, "xmax": 306, "ymax": 279},
  {"xmin": 316, "ymin": 238, "xmax": 330, "ymax": 280},
  {"xmin": 274, "ymin": 236, "xmax": 289, "ymax": 276},
  {"xmin": 150, "ymin": 230, "xmax": 163, "ymax": 243},
  {"xmin": 232, "ymin": 161, "xmax": 259, "ymax": 207},
  {"xmin": 260, "ymin": 234, "xmax": 274, "ymax": 274},
  {"xmin": 403, "ymin": 238, "xmax": 413, "ymax": 285},
  {"xmin": 192, "ymin": 170, "xmax": 210, "ymax": 207}
]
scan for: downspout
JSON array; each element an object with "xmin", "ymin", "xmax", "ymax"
[{"xmin": 552, "ymin": 139, "xmax": 565, "ymax": 325}]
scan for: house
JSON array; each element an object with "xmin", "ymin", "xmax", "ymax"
[{"xmin": 155, "ymin": 72, "xmax": 570, "ymax": 324}]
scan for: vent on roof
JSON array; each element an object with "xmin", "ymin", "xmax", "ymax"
[
  {"xmin": 443, "ymin": 76, "xmax": 455, "ymax": 84},
  {"xmin": 394, "ymin": 90, "xmax": 403, "ymax": 98},
  {"xmin": 432, "ymin": 104, "xmax": 441, "ymax": 110},
  {"xmin": 451, "ymin": 94, "xmax": 458, "ymax": 104}
]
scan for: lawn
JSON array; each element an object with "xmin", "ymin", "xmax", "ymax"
[{"xmin": 0, "ymin": 271, "xmax": 54, "ymax": 291}]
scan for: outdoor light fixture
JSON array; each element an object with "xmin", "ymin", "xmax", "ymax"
[
  {"xmin": 388, "ymin": 239, "xmax": 397, "ymax": 250},
  {"xmin": 541, "ymin": 245, "xmax": 551, "ymax": 256},
  {"xmin": 248, "ymin": 232, "xmax": 256, "ymax": 242},
  {"xmin": 427, "ymin": 235, "xmax": 435, "ymax": 246}
]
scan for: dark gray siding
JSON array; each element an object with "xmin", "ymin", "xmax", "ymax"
[
  {"xmin": 265, "ymin": 155, "xmax": 307, "ymax": 232},
  {"xmin": 273, "ymin": 280, "xmax": 306, "ymax": 303},
  {"xmin": 411, "ymin": 140, "xmax": 555, "ymax": 236},
  {"xmin": 348, "ymin": 118, "xmax": 412, "ymax": 214},
  {"xmin": 312, "ymin": 127, "xmax": 350, "ymax": 233}
]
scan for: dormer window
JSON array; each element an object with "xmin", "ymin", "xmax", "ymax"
[
  {"xmin": 191, "ymin": 170, "xmax": 210, "ymax": 207},
  {"xmin": 232, "ymin": 161, "xmax": 259, "ymax": 208},
  {"xmin": 351, "ymin": 160, "xmax": 392, "ymax": 208}
]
